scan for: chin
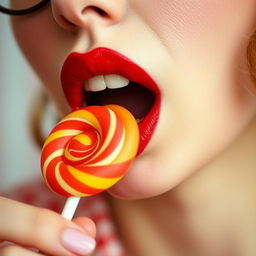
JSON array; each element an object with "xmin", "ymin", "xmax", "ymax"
[
  {"xmin": 107, "ymin": 164, "xmax": 174, "ymax": 200},
  {"xmin": 108, "ymin": 180, "xmax": 170, "ymax": 200}
]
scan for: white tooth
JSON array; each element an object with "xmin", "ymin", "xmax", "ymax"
[
  {"xmin": 88, "ymin": 75, "xmax": 106, "ymax": 92},
  {"xmin": 104, "ymin": 74, "xmax": 129, "ymax": 89},
  {"xmin": 83, "ymin": 80, "xmax": 90, "ymax": 91}
]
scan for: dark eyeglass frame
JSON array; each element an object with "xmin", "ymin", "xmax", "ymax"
[{"xmin": 0, "ymin": 0, "xmax": 50, "ymax": 16}]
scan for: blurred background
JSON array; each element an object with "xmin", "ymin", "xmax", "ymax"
[{"xmin": 0, "ymin": 14, "xmax": 43, "ymax": 190}]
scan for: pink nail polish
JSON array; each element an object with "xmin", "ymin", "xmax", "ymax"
[{"xmin": 61, "ymin": 228, "xmax": 96, "ymax": 255}]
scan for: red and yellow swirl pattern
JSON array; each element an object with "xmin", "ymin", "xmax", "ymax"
[{"xmin": 41, "ymin": 105, "xmax": 139, "ymax": 197}]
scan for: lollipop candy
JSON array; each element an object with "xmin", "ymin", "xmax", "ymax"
[{"xmin": 41, "ymin": 105, "xmax": 139, "ymax": 198}]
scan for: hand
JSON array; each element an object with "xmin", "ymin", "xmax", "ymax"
[{"xmin": 0, "ymin": 196, "xmax": 96, "ymax": 256}]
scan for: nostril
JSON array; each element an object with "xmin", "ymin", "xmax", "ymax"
[
  {"xmin": 94, "ymin": 7, "xmax": 108, "ymax": 17},
  {"xmin": 82, "ymin": 6, "xmax": 109, "ymax": 18}
]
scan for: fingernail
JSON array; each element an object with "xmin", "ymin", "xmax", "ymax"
[{"xmin": 61, "ymin": 228, "xmax": 96, "ymax": 255}]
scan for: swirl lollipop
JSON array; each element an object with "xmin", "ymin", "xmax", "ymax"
[{"xmin": 41, "ymin": 105, "xmax": 139, "ymax": 219}]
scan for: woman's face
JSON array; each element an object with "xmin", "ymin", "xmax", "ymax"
[{"xmin": 12, "ymin": 0, "xmax": 256, "ymax": 199}]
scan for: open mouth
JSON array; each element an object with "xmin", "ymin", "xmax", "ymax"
[
  {"xmin": 84, "ymin": 76, "xmax": 155, "ymax": 123},
  {"xmin": 61, "ymin": 47, "xmax": 161, "ymax": 155}
]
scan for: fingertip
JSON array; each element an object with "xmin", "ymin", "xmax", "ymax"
[{"xmin": 72, "ymin": 217, "xmax": 97, "ymax": 238}]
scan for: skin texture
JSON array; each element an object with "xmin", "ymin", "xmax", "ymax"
[{"xmin": 5, "ymin": 0, "xmax": 256, "ymax": 255}]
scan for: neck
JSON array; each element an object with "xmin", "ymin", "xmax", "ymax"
[{"xmin": 110, "ymin": 117, "xmax": 256, "ymax": 256}]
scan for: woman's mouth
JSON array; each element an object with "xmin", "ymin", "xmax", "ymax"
[{"xmin": 61, "ymin": 47, "xmax": 161, "ymax": 155}]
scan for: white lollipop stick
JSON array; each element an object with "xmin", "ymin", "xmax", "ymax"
[{"xmin": 61, "ymin": 197, "xmax": 80, "ymax": 220}]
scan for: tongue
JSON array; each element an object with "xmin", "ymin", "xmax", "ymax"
[{"xmin": 86, "ymin": 82, "xmax": 155, "ymax": 119}]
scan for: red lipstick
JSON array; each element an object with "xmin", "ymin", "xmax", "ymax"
[{"xmin": 61, "ymin": 47, "xmax": 161, "ymax": 155}]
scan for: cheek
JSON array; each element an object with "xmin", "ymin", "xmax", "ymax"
[
  {"xmin": 112, "ymin": 0, "xmax": 256, "ymax": 199},
  {"xmin": 136, "ymin": 0, "xmax": 256, "ymax": 53},
  {"xmin": 137, "ymin": 0, "xmax": 256, "ymax": 128}
]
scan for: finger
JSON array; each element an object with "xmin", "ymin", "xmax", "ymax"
[
  {"xmin": 0, "ymin": 197, "xmax": 96, "ymax": 256},
  {"xmin": 72, "ymin": 217, "xmax": 97, "ymax": 238},
  {"xmin": 0, "ymin": 244, "xmax": 41, "ymax": 256}
]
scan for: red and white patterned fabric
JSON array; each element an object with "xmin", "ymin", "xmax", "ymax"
[{"xmin": 1, "ymin": 179, "xmax": 126, "ymax": 256}]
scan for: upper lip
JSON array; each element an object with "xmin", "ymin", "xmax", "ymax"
[{"xmin": 61, "ymin": 47, "xmax": 160, "ymax": 110}]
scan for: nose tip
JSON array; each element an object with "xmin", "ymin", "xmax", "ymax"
[{"xmin": 52, "ymin": 0, "xmax": 126, "ymax": 32}]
